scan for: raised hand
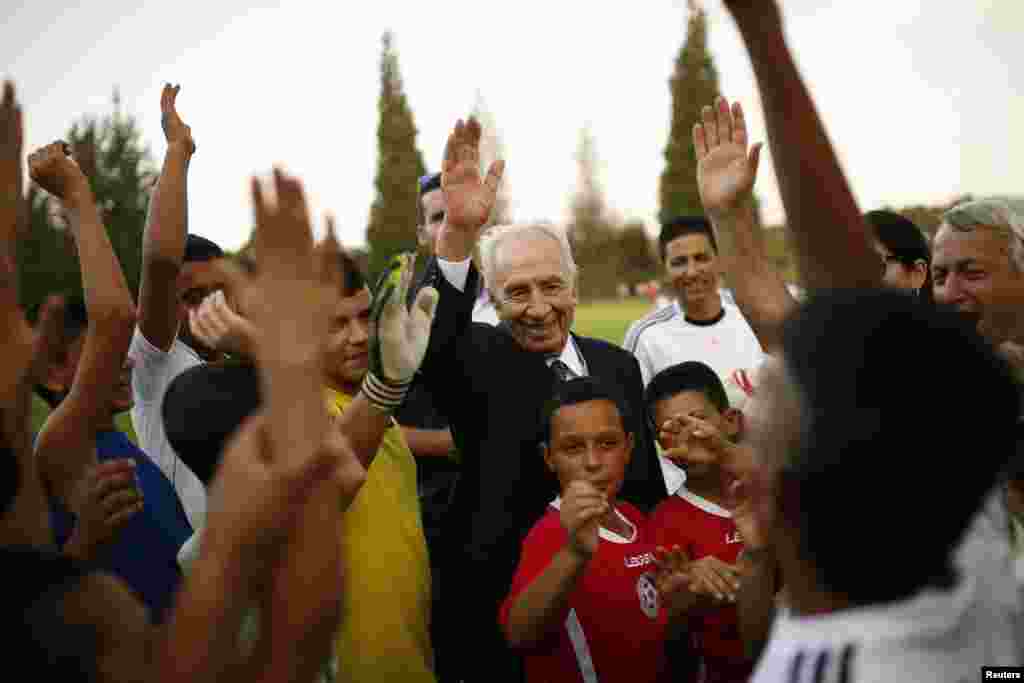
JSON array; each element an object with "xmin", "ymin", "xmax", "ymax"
[
  {"xmin": 695, "ymin": 97, "xmax": 762, "ymax": 216},
  {"xmin": 215, "ymin": 172, "xmax": 348, "ymax": 472},
  {"xmin": 560, "ymin": 479, "xmax": 608, "ymax": 559},
  {"xmin": 361, "ymin": 252, "xmax": 439, "ymax": 413},
  {"xmin": 160, "ymin": 83, "xmax": 195, "ymax": 156},
  {"xmin": 0, "ymin": 81, "xmax": 24, "ymax": 249},
  {"xmin": 687, "ymin": 556, "xmax": 742, "ymax": 603},
  {"xmin": 653, "ymin": 544, "xmax": 691, "ymax": 597},
  {"xmin": 65, "ymin": 459, "xmax": 144, "ymax": 560},
  {"xmin": 441, "ymin": 117, "xmax": 505, "ymax": 232},
  {"xmin": 28, "ymin": 141, "xmax": 90, "ymax": 203}
]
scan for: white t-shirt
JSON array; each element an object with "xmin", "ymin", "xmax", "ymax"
[
  {"xmin": 625, "ymin": 300, "xmax": 764, "ymax": 495},
  {"xmin": 751, "ymin": 561, "xmax": 1021, "ymax": 683},
  {"xmin": 128, "ymin": 329, "xmax": 206, "ymax": 529},
  {"xmin": 624, "ymin": 300, "xmax": 765, "ymax": 402}
]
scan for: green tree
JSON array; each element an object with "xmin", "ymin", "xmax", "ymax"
[
  {"xmin": 617, "ymin": 221, "xmax": 657, "ymax": 287},
  {"xmin": 19, "ymin": 90, "xmax": 156, "ymax": 311},
  {"xmin": 366, "ymin": 31, "xmax": 427, "ymax": 282},
  {"xmin": 659, "ymin": 1, "xmax": 720, "ymax": 222},
  {"xmin": 568, "ymin": 127, "xmax": 619, "ymax": 301}
]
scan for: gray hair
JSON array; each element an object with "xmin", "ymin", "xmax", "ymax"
[
  {"xmin": 942, "ymin": 198, "xmax": 1024, "ymax": 271},
  {"xmin": 479, "ymin": 222, "xmax": 578, "ymax": 301}
]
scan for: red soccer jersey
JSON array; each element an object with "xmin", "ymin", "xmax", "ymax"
[
  {"xmin": 647, "ymin": 489, "xmax": 752, "ymax": 683},
  {"xmin": 499, "ymin": 500, "xmax": 670, "ymax": 683}
]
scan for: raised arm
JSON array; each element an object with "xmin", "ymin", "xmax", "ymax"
[
  {"xmin": 0, "ymin": 81, "xmax": 36, "ymax": 458},
  {"xmin": 414, "ymin": 118, "xmax": 503, "ymax": 430},
  {"xmin": 695, "ymin": 96, "xmax": 796, "ymax": 351},
  {"xmin": 137, "ymin": 84, "xmax": 195, "ymax": 351},
  {"xmin": 31, "ymin": 142, "xmax": 136, "ymax": 505},
  {"xmin": 724, "ymin": 2, "xmax": 879, "ymax": 291},
  {"xmin": 160, "ymin": 169, "xmax": 366, "ymax": 683}
]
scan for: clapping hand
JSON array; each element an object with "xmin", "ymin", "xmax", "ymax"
[{"xmin": 694, "ymin": 97, "xmax": 762, "ymax": 217}]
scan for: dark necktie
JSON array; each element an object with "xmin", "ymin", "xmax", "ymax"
[{"xmin": 549, "ymin": 358, "xmax": 578, "ymax": 382}]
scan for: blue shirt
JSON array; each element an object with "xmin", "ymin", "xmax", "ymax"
[{"xmin": 51, "ymin": 430, "xmax": 193, "ymax": 623}]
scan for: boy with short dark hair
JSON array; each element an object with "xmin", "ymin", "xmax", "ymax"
[
  {"xmin": 645, "ymin": 361, "xmax": 753, "ymax": 683},
  {"xmin": 500, "ymin": 376, "xmax": 681, "ymax": 683}
]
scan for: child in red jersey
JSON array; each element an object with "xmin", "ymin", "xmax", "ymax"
[
  {"xmin": 645, "ymin": 361, "xmax": 756, "ymax": 683},
  {"xmin": 500, "ymin": 377, "xmax": 689, "ymax": 683}
]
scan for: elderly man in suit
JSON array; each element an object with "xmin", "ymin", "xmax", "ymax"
[{"xmin": 416, "ymin": 119, "xmax": 667, "ymax": 683}]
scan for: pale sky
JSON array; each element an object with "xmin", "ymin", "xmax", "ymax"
[{"xmin": 3, "ymin": 1, "xmax": 1020, "ymax": 251}]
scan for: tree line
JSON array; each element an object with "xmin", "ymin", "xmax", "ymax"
[{"xmin": 17, "ymin": 6, "xmax": 958, "ymax": 311}]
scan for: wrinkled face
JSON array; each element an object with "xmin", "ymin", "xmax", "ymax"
[
  {"xmin": 177, "ymin": 259, "xmax": 229, "ymax": 358},
  {"xmin": 46, "ymin": 333, "xmax": 134, "ymax": 416},
  {"xmin": 873, "ymin": 241, "xmax": 926, "ymax": 292},
  {"xmin": 653, "ymin": 390, "xmax": 738, "ymax": 478},
  {"xmin": 418, "ymin": 189, "xmax": 446, "ymax": 253},
  {"xmin": 323, "ymin": 288, "xmax": 373, "ymax": 394},
  {"xmin": 493, "ymin": 235, "xmax": 577, "ymax": 355},
  {"xmin": 665, "ymin": 234, "xmax": 720, "ymax": 306},
  {"xmin": 932, "ymin": 224, "xmax": 1024, "ymax": 345},
  {"xmin": 544, "ymin": 399, "xmax": 633, "ymax": 500}
]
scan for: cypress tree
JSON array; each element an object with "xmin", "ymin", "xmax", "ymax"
[
  {"xmin": 659, "ymin": 1, "xmax": 720, "ymax": 222},
  {"xmin": 365, "ymin": 31, "xmax": 427, "ymax": 282}
]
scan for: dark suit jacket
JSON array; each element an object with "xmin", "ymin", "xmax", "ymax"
[{"xmin": 417, "ymin": 258, "xmax": 667, "ymax": 682}]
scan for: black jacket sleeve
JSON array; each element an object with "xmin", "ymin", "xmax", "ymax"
[
  {"xmin": 618, "ymin": 350, "xmax": 668, "ymax": 512},
  {"xmin": 412, "ymin": 257, "xmax": 480, "ymax": 430}
]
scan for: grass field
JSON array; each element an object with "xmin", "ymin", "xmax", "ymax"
[
  {"xmin": 27, "ymin": 297, "xmax": 657, "ymax": 443},
  {"xmin": 573, "ymin": 297, "xmax": 655, "ymax": 346}
]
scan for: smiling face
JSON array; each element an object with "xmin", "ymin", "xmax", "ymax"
[
  {"xmin": 544, "ymin": 399, "xmax": 633, "ymax": 500},
  {"xmin": 323, "ymin": 287, "xmax": 373, "ymax": 395},
  {"xmin": 664, "ymin": 233, "xmax": 720, "ymax": 308},
  {"xmin": 931, "ymin": 224, "xmax": 1024, "ymax": 344},
  {"xmin": 493, "ymin": 234, "xmax": 577, "ymax": 355}
]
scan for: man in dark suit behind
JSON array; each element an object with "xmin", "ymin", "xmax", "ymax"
[{"xmin": 417, "ymin": 119, "xmax": 667, "ymax": 683}]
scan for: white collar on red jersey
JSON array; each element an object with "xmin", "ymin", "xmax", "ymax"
[
  {"xmin": 676, "ymin": 488, "xmax": 733, "ymax": 518},
  {"xmin": 549, "ymin": 498, "xmax": 637, "ymax": 544}
]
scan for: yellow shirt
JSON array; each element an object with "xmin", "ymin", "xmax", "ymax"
[{"xmin": 326, "ymin": 388, "xmax": 435, "ymax": 683}]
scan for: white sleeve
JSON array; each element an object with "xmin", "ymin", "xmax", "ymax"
[
  {"xmin": 634, "ymin": 336, "xmax": 654, "ymax": 387},
  {"xmin": 437, "ymin": 257, "xmax": 472, "ymax": 292},
  {"xmin": 177, "ymin": 530, "xmax": 201, "ymax": 572},
  {"xmin": 128, "ymin": 328, "xmax": 173, "ymax": 405}
]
